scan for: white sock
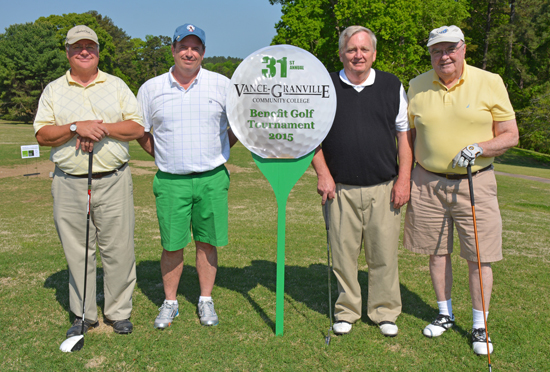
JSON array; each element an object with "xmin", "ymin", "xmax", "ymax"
[
  {"xmin": 437, "ymin": 299, "xmax": 453, "ymax": 317},
  {"xmin": 199, "ymin": 296, "xmax": 212, "ymax": 303},
  {"xmin": 164, "ymin": 299, "xmax": 178, "ymax": 305},
  {"xmin": 473, "ymin": 309, "xmax": 488, "ymax": 330}
]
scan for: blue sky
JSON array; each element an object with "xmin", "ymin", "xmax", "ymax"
[{"xmin": 0, "ymin": 0, "xmax": 283, "ymax": 59}]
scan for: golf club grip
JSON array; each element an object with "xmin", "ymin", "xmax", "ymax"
[
  {"xmin": 323, "ymin": 204, "xmax": 329, "ymax": 231},
  {"xmin": 467, "ymin": 165, "xmax": 475, "ymax": 206}
]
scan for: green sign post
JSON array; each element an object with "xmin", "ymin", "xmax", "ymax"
[
  {"xmin": 252, "ymin": 151, "xmax": 314, "ymax": 336},
  {"xmin": 227, "ymin": 45, "xmax": 336, "ymax": 335}
]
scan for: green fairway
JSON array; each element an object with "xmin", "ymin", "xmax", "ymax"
[{"xmin": 0, "ymin": 123, "xmax": 549, "ymax": 371}]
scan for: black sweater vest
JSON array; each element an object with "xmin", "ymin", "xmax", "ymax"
[{"xmin": 322, "ymin": 70, "xmax": 402, "ymax": 186}]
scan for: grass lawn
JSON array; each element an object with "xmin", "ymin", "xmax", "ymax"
[{"xmin": 0, "ymin": 123, "xmax": 549, "ymax": 371}]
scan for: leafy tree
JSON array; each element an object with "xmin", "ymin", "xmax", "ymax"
[
  {"xmin": 465, "ymin": 0, "xmax": 550, "ymax": 152},
  {"xmin": 203, "ymin": 56, "xmax": 243, "ymax": 64},
  {"xmin": 202, "ymin": 58, "xmax": 242, "ymax": 78},
  {"xmin": 0, "ymin": 22, "xmax": 68, "ymax": 122},
  {"xmin": 131, "ymin": 35, "xmax": 172, "ymax": 88},
  {"xmin": 85, "ymin": 10, "xmax": 136, "ymax": 90},
  {"xmin": 37, "ymin": 13, "xmax": 116, "ymax": 74},
  {"xmin": 269, "ymin": 0, "xmax": 469, "ymax": 85}
]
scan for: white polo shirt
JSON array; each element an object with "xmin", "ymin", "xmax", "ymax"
[{"xmin": 138, "ymin": 67, "xmax": 231, "ymax": 174}]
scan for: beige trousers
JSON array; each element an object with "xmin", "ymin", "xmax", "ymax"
[
  {"xmin": 325, "ymin": 179, "xmax": 402, "ymax": 324},
  {"xmin": 52, "ymin": 164, "xmax": 136, "ymax": 322}
]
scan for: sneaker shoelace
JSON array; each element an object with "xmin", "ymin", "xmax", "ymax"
[
  {"xmin": 433, "ymin": 314, "xmax": 453, "ymax": 326},
  {"xmin": 158, "ymin": 303, "xmax": 176, "ymax": 318},
  {"xmin": 199, "ymin": 301, "xmax": 216, "ymax": 317},
  {"xmin": 472, "ymin": 328, "xmax": 490, "ymax": 343}
]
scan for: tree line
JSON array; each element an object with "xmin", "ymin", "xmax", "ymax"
[
  {"xmin": 0, "ymin": 11, "xmax": 241, "ymax": 123},
  {"xmin": 269, "ymin": 0, "xmax": 550, "ymax": 154},
  {"xmin": 0, "ymin": 2, "xmax": 548, "ymax": 154}
]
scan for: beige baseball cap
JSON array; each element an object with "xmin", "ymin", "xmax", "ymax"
[
  {"xmin": 427, "ymin": 25, "xmax": 464, "ymax": 47},
  {"xmin": 65, "ymin": 25, "xmax": 99, "ymax": 46}
]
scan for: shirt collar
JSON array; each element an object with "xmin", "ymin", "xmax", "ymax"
[
  {"xmin": 65, "ymin": 69, "xmax": 105, "ymax": 86},
  {"xmin": 169, "ymin": 66, "xmax": 202, "ymax": 89},
  {"xmin": 339, "ymin": 68, "xmax": 376, "ymax": 88},
  {"xmin": 432, "ymin": 61, "xmax": 467, "ymax": 87}
]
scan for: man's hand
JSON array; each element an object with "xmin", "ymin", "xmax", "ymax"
[
  {"xmin": 311, "ymin": 147, "xmax": 336, "ymax": 205},
  {"xmin": 317, "ymin": 174, "xmax": 336, "ymax": 205},
  {"xmin": 75, "ymin": 120, "xmax": 109, "ymax": 142},
  {"xmin": 391, "ymin": 177, "xmax": 410, "ymax": 209},
  {"xmin": 76, "ymin": 136, "xmax": 94, "ymax": 152},
  {"xmin": 452, "ymin": 143, "xmax": 483, "ymax": 168}
]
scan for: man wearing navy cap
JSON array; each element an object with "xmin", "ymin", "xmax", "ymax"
[{"xmin": 137, "ymin": 24, "xmax": 237, "ymax": 328}]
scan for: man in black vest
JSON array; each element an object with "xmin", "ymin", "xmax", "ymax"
[{"xmin": 312, "ymin": 26, "xmax": 413, "ymax": 337}]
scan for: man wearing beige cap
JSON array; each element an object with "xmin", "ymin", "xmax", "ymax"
[
  {"xmin": 404, "ymin": 25, "xmax": 518, "ymax": 355},
  {"xmin": 34, "ymin": 25, "xmax": 144, "ymax": 338}
]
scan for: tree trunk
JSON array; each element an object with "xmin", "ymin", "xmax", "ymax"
[
  {"xmin": 482, "ymin": 0, "xmax": 494, "ymax": 70},
  {"xmin": 505, "ymin": 0, "xmax": 516, "ymax": 79}
]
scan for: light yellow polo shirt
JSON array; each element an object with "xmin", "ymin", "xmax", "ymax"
[
  {"xmin": 34, "ymin": 70, "xmax": 143, "ymax": 175},
  {"xmin": 408, "ymin": 62, "xmax": 515, "ymax": 174}
]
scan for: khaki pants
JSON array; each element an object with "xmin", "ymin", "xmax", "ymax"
[
  {"xmin": 325, "ymin": 179, "xmax": 402, "ymax": 324},
  {"xmin": 52, "ymin": 164, "xmax": 136, "ymax": 322},
  {"xmin": 404, "ymin": 165, "xmax": 502, "ymax": 262}
]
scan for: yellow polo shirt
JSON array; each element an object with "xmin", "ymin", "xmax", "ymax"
[
  {"xmin": 34, "ymin": 70, "xmax": 143, "ymax": 175},
  {"xmin": 407, "ymin": 62, "xmax": 515, "ymax": 174}
]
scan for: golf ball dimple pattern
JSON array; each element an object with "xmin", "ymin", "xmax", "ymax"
[{"xmin": 227, "ymin": 45, "xmax": 337, "ymax": 159}]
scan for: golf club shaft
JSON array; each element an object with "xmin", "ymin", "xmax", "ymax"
[
  {"xmin": 81, "ymin": 150, "xmax": 93, "ymax": 334},
  {"xmin": 467, "ymin": 166, "xmax": 492, "ymax": 369},
  {"xmin": 324, "ymin": 204, "xmax": 332, "ymax": 345}
]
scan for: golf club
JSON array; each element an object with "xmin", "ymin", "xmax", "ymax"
[
  {"xmin": 60, "ymin": 150, "xmax": 94, "ymax": 353},
  {"xmin": 324, "ymin": 204, "xmax": 333, "ymax": 346},
  {"xmin": 467, "ymin": 165, "xmax": 492, "ymax": 371}
]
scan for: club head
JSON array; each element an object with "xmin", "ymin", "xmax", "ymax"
[
  {"xmin": 325, "ymin": 335, "xmax": 331, "ymax": 345},
  {"xmin": 59, "ymin": 335, "xmax": 84, "ymax": 352}
]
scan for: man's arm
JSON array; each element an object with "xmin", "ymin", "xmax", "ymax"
[
  {"xmin": 479, "ymin": 119, "xmax": 519, "ymax": 157},
  {"xmin": 35, "ymin": 120, "xmax": 109, "ymax": 147},
  {"xmin": 391, "ymin": 130, "xmax": 414, "ymax": 209},
  {"xmin": 137, "ymin": 132, "xmax": 155, "ymax": 158},
  {"xmin": 228, "ymin": 127, "xmax": 239, "ymax": 148},
  {"xmin": 104, "ymin": 120, "xmax": 144, "ymax": 141},
  {"xmin": 311, "ymin": 146, "xmax": 336, "ymax": 205}
]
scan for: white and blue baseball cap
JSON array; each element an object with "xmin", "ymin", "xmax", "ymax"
[
  {"xmin": 427, "ymin": 25, "xmax": 464, "ymax": 47},
  {"xmin": 173, "ymin": 24, "xmax": 206, "ymax": 46}
]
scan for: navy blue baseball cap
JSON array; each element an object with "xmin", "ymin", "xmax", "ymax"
[{"xmin": 173, "ymin": 24, "xmax": 206, "ymax": 46}]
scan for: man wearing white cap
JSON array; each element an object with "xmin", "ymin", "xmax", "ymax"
[
  {"xmin": 34, "ymin": 25, "xmax": 144, "ymax": 337},
  {"xmin": 137, "ymin": 23, "xmax": 237, "ymax": 329},
  {"xmin": 404, "ymin": 25, "xmax": 518, "ymax": 355}
]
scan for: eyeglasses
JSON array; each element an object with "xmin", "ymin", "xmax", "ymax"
[
  {"xmin": 429, "ymin": 42, "xmax": 464, "ymax": 58},
  {"xmin": 70, "ymin": 44, "xmax": 98, "ymax": 53}
]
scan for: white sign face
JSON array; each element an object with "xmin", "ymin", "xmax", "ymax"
[
  {"xmin": 227, "ymin": 45, "xmax": 337, "ymax": 159},
  {"xmin": 21, "ymin": 145, "xmax": 40, "ymax": 159}
]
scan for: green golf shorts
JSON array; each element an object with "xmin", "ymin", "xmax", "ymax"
[{"xmin": 153, "ymin": 165, "xmax": 230, "ymax": 251}]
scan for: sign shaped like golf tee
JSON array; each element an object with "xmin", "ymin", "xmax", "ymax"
[{"xmin": 227, "ymin": 45, "xmax": 336, "ymax": 335}]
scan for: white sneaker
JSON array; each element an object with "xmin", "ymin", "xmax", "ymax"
[
  {"xmin": 378, "ymin": 321, "xmax": 398, "ymax": 337},
  {"xmin": 472, "ymin": 328, "xmax": 494, "ymax": 355},
  {"xmin": 198, "ymin": 300, "xmax": 219, "ymax": 326},
  {"xmin": 423, "ymin": 314, "xmax": 455, "ymax": 338},
  {"xmin": 333, "ymin": 321, "xmax": 352, "ymax": 335},
  {"xmin": 154, "ymin": 301, "xmax": 179, "ymax": 329}
]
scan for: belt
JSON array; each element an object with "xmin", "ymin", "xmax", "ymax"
[
  {"xmin": 422, "ymin": 164, "xmax": 493, "ymax": 180},
  {"xmin": 65, "ymin": 163, "xmax": 128, "ymax": 179}
]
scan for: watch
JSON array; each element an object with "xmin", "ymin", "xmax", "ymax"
[{"xmin": 70, "ymin": 123, "xmax": 77, "ymax": 133}]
